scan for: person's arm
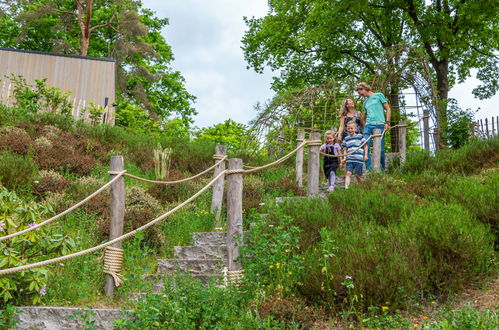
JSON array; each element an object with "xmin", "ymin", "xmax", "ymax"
[
  {"xmin": 383, "ymin": 102, "xmax": 391, "ymax": 131},
  {"xmin": 337, "ymin": 115, "xmax": 345, "ymax": 141},
  {"xmin": 358, "ymin": 112, "xmax": 365, "ymax": 131},
  {"xmin": 363, "ymin": 143, "xmax": 368, "ymax": 162}
]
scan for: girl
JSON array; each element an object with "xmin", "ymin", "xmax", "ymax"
[
  {"xmin": 337, "ymin": 97, "xmax": 364, "ymax": 141},
  {"xmin": 320, "ymin": 131, "xmax": 341, "ymax": 191}
]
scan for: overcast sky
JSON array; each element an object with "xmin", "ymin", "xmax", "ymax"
[{"xmin": 143, "ymin": 0, "xmax": 498, "ymax": 129}]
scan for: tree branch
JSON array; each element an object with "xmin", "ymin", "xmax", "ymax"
[
  {"xmin": 89, "ymin": 12, "xmax": 116, "ymax": 33},
  {"xmin": 340, "ymin": 50, "xmax": 376, "ymax": 75}
]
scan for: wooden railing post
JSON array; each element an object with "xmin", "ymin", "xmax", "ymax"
[
  {"xmin": 211, "ymin": 145, "xmax": 227, "ymax": 224},
  {"xmin": 226, "ymin": 158, "xmax": 243, "ymax": 271},
  {"xmin": 372, "ymin": 129, "xmax": 382, "ymax": 172},
  {"xmin": 295, "ymin": 131, "xmax": 305, "ymax": 188},
  {"xmin": 307, "ymin": 132, "xmax": 321, "ymax": 197},
  {"xmin": 433, "ymin": 128, "xmax": 440, "ymax": 151},
  {"xmin": 105, "ymin": 156, "xmax": 125, "ymax": 296},
  {"xmin": 398, "ymin": 121, "xmax": 407, "ymax": 164},
  {"xmin": 423, "ymin": 110, "xmax": 430, "ymax": 151},
  {"xmin": 485, "ymin": 118, "xmax": 489, "ymax": 137}
]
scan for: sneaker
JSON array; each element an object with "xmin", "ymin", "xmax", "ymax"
[{"xmin": 327, "ymin": 186, "xmax": 335, "ymax": 191}]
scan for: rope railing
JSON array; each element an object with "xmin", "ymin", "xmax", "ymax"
[
  {"xmin": 239, "ymin": 140, "xmax": 308, "ymax": 174},
  {"xmin": 0, "ymin": 170, "xmax": 127, "ymax": 242},
  {"xmin": 0, "ymin": 170, "xmax": 226, "ymax": 276},
  {"xmin": 112, "ymin": 156, "xmax": 227, "ymax": 185}
]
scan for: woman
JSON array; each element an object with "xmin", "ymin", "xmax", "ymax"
[{"xmin": 337, "ymin": 97, "xmax": 364, "ymax": 142}]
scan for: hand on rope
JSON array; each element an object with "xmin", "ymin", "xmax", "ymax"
[
  {"xmin": 0, "ymin": 170, "xmax": 127, "ymax": 242},
  {"xmin": 110, "ymin": 156, "xmax": 227, "ymax": 185}
]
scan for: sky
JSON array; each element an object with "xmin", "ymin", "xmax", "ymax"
[{"xmin": 142, "ymin": 0, "xmax": 498, "ymax": 129}]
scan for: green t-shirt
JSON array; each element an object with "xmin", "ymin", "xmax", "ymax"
[{"xmin": 363, "ymin": 92, "xmax": 388, "ymax": 125}]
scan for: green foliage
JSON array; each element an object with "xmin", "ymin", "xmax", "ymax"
[
  {"xmin": 427, "ymin": 304, "xmax": 498, "ymax": 329},
  {"xmin": 0, "ymin": 188, "xmax": 75, "ymax": 305},
  {"xmin": 0, "ymin": 305, "xmax": 19, "ymax": 329},
  {"xmin": 87, "ymin": 102, "xmax": 105, "ymax": 126},
  {"xmin": 447, "ymin": 101, "xmax": 475, "ymax": 148},
  {"xmin": 242, "ymin": 212, "xmax": 305, "ymax": 296},
  {"xmin": 8, "ymin": 75, "xmax": 72, "ymax": 115},
  {"xmin": 114, "ymin": 276, "xmax": 277, "ymax": 329},
  {"xmin": 196, "ymin": 119, "xmax": 258, "ymax": 154},
  {"xmin": 0, "ymin": 152, "xmax": 38, "ymax": 190}
]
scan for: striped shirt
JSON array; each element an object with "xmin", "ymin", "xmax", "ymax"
[{"xmin": 342, "ymin": 134, "xmax": 366, "ymax": 163}]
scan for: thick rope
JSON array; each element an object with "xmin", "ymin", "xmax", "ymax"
[
  {"xmin": 102, "ymin": 246, "xmax": 124, "ymax": 287},
  {"xmin": 222, "ymin": 267, "xmax": 244, "ymax": 287},
  {"xmin": 114, "ymin": 156, "xmax": 227, "ymax": 185},
  {"xmin": 307, "ymin": 140, "xmax": 322, "ymax": 146},
  {"xmin": 242, "ymin": 140, "xmax": 308, "ymax": 174},
  {"xmin": 0, "ymin": 171, "xmax": 126, "ymax": 242},
  {"xmin": 0, "ymin": 170, "xmax": 225, "ymax": 276}
]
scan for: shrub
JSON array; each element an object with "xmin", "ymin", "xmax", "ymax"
[
  {"xmin": 32, "ymin": 170, "xmax": 71, "ymax": 198},
  {"xmin": 0, "ymin": 188, "xmax": 75, "ymax": 305},
  {"xmin": 0, "ymin": 152, "xmax": 38, "ymax": 190},
  {"xmin": 401, "ymin": 202, "xmax": 496, "ymax": 294},
  {"xmin": 427, "ymin": 304, "xmax": 498, "ymax": 329},
  {"xmin": 114, "ymin": 276, "xmax": 275, "ymax": 329},
  {"xmin": 0, "ymin": 126, "xmax": 32, "ymax": 155}
]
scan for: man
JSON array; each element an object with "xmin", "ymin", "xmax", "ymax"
[{"xmin": 354, "ymin": 82, "xmax": 391, "ymax": 171}]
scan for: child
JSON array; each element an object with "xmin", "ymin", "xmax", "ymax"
[
  {"xmin": 341, "ymin": 121, "xmax": 368, "ymax": 189},
  {"xmin": 320, "ymin": 131, "xmax": 341, "ymax": 191}
]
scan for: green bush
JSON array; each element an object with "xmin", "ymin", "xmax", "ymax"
[
  {"xmin": 114, "ymin": 276, "xmax": 280, "ymax": 329},
  {"xmin": 402, "ymin": 202, "xmax": 496, "ymax": 294},
  {"xmin": 0, "ymin": 151, "xmax": 38, "ymax": 190},
  {"xmin": 427, "ymin": 304, "xmax": 498, "ymax": 329},
  {"xmin": 0, "ymin": 188, "xmax": 75, "ymax": 305}
]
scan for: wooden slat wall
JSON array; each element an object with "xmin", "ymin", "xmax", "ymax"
[{"xmin": 0, "ymin": 48, "xmax": 116, "ymax": 124}]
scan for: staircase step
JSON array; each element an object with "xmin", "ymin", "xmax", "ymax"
[
  {"xmin": 191, "ymin": 231, "xmax": 226, "ymax": 246},
  {"xmin": 142, "ymin": 273, "xmax": 223, "ymax": 292},
  {"xmin": 174, "ymin": 245, "xmax": 227, "ymax": 260},
  {"xmin": 157, "ymin": 258, "xmax": 226, "ymax": 274},
  {"xmin": 13, "ymin": 306, "xmax": 126, "ymax": 330}
]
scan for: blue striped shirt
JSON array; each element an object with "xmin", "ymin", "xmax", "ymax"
[{"xmin": 342, "ymin": 134, "xmax": 366, "ymax": 163}]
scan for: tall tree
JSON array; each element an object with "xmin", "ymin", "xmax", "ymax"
[
  {"xmin": 0, "ymin": 0, "xmax": 196, "ymax": 125},
  {"xmin": 395, "ymin": 0, "xmax": 499, "ymax": 143}
]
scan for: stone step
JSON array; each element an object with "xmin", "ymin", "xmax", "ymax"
[
  {"xmin": 14, "ymin": 306, "xmax": 127, "ymax": 330},
  {"xmin": 174, "ymin": 245, "xmax": 227, "ymax": 260},
  {"xmin": 191, "ymin": 231, "xmax": 226, "ymax": 246},
  {"xmin": 157, "ymin": 258, "xmax": 226, "ymax": 274},
  {"xmin": 142, "ymin": 273, "xmax": 223, "ymax": 292}
]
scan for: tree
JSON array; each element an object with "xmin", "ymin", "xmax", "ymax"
[
  {"xmin": 196, "ymin": 119, "xmax": 258, "ymax": 153},
  {"xmin": 0, "ymin": 0, "xmax": 196, "ymax": 125}
]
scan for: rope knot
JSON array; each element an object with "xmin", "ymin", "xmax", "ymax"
[
  {"xmin": 225, "ymin": 169, "xmax": 245, "ymax": 175},
  {"xmin": 222, "ymin": 267, "xmax": 244, "ymax": 287},
  {"xmin": 212, "ymin": 155, "xmax": 226, "ymax": 161},
  {"xmin": 307, "ymin": 140, "xmax": 322, "ymax": 146},
  {"xmin": 102, "ymin": 246, "xmax": 124, "ymax": 287},
  {"xmin": 108, "ymin": 170, "xmax": 127, "ymax": 175}
]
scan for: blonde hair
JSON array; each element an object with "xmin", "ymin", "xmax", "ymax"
[
  {"xmin": 355, "ymin": 82, "xmax": 372, "ymax": 91},
  {"xmin": 324, "ymin": 130, "xmax": 337, "ymax": 143},
  {"xmin": 339, "ymin": 97, "xmax": 354, "ymax": 116},
  {"xmin": 346, "ymin": 120, "xmax": 358, "ymax": 128}
]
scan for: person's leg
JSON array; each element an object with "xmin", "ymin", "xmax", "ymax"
[
  {"xmin": 345, "ymin": 172, "xmax": 352, "ymax": 189},
  {"xmin": 364, "ymin": 125, "xmax": 374, "ymax": 170},
  {"xmin": 329, "ymin": 169, "xmax": 336, "ymax": 190},
  {"xmin": 355, "ymin": 163, "xmax": 363, "ymax": 183},
  {"xmin": 380, "ymin": 124, "xmax": 386, "ymax": 171}
]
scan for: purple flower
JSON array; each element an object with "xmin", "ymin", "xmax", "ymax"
[
  {"xmin": 39, "ymin": 286, "xmax": 46, "ymax": 296},
  {"xmin": 0, "ymin": 221, "xmax": 4, "ymax": 231},
  {"xmin": 28, "ymin": 223, "xmax": 36, "ymax": 227}
]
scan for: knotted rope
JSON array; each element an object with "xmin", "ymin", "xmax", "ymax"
[
  {"xmin": 0, "ymin": 170, "xmax": 226, "ymax": 276},
  {"xmin": 307, "ymin": 140, "xmax": 322, "ymax": 146},
  {"xmin": 102, "ymin": 246, "xmax": 124, "ymax": 287},
  {"xmin": 222, "ymin": 267, "xmax": 244, "ymax": 287},
  {"xmin": 0, "ymin": 170, "xmax": 127, "ymax": 242},
  {"xmin": 242, "ymin": 140, "xmax": 308, "ymax": 174},
  {"xmin": 111, "ymin": 156, "xmax": 227, "ymax": 185}
]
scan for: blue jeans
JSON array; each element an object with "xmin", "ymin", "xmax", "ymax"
[{"xmin": 364, "ymin": 124, "xmax": 385, "ymax": 171}]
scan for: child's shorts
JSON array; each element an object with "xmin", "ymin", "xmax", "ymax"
[{"xmin": 346, "ymin": 162, "xmax": 363, "ymax": 175}]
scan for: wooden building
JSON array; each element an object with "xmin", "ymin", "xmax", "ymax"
[{"xmin": 0, "ymin": 47, "xmax": 116, "ymax": 124}]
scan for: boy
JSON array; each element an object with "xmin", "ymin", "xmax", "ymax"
[{"xmin": 341, "ymin": 121, "xmax": 368, "ymax": 189}]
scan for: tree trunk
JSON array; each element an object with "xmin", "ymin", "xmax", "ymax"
[{"xmin": 435, "ymin": 61, "xmax": 449, "ymax": 147}]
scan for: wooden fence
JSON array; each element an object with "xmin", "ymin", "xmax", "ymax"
[{"xmin": 472, "ymin": 116, "xmax": 498, "ymax": 138}]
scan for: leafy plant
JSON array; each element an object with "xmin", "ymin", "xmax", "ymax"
[
  {"xmin": 0, "ymin": 188, "xmax": 75, "ymax": 305},
  {"xmin": 0, "ymin": 151, "xmax": 38, "ymax": 190}
]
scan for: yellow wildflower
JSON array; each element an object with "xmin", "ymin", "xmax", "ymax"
[
  {"xmin": 423, "ymin": 316, "xmax": 428, "ymax": 320},
  {"xmin": 413, "ymin": 324, "xmax": 419, "ymax": 328},
  {"xmin": 382, "ymin": 306, "xmax": 389, "ymax": 311}
]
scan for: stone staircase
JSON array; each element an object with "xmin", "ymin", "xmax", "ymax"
[{"xmin": 143, "ymin": 231, "xmax": 229, "ymax": 292}]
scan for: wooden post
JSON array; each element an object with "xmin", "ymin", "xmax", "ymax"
[
  {"xmin": 226, "ymin": 158, "xmax": 243, "ymax": 271},
  {"xmin": 423, "ymin": 110, "xmax": 430, "ymax": 151},
  {"xmin": 105, "ymin": 156, "xmax": 125, "ymax": 296},
  {"xmin": 492, "ymin": 117, "xmax": 495, "ymax": 136},
  {"xmin": 307, "ymin": 132, "xmax": 321, "ymax": 197},
  {"xmin": 372, "ymin": 129, "xmax": 382, "ymax": 172},
  {"xmin": 496, "ymin": 116, "xmax": 498, "ymax": 136},
  {"xmin": 398, "ymin": 121, "xmax": 407, "ymax": 164},
  {"xmin": 278, "ymin": 130, "xmax": 285, "ymax": 154},
  {"xmin": 433, "ymin": 128, "xmax": 440, "ymax": 151},
  {"xmin": 480, "ymin": 119, "xmax": 484, "ymax": 134},
  {"xmin": 211, "ymin": 145, "xmax": 227, "ymax": 224},
  {"xmin": 485, "ymin": 118, "xmax": 489, "ymax": 137},
  {"xmin": 295, "ymin": 131, "xmax": 305, "ymax": 188}
]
